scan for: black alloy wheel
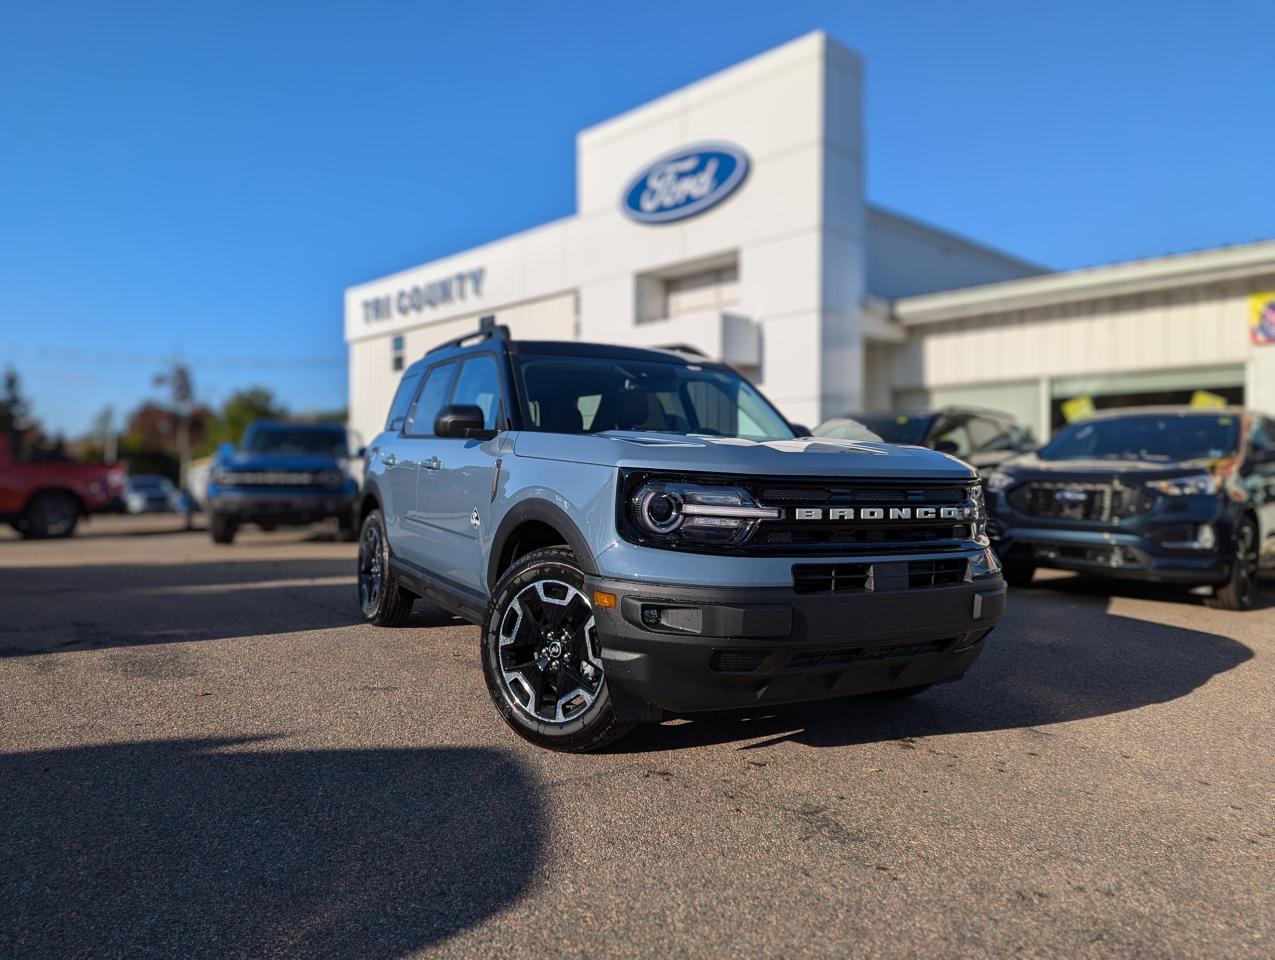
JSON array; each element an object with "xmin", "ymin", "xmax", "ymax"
[
  {"xmin": 481, "ymin": 546, "xmax": 632, "ymax": 752},
  {"xmin": 357, "ymin": 508, "xmax": 414, "ymax": 626}
]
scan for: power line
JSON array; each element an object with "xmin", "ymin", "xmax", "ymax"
[{"xmin": 1, "ymin": 343, "xmax": 345, "ymax": 369}]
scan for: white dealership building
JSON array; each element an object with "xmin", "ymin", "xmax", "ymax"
[{"xmin": 344, "ymin": 31, "xmax": 1275, "ymax": 444}]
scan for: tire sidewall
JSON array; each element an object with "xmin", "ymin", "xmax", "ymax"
[
  {"xmin": 481, "ymin": 550, "xmax": 617, "ymax": 746},
  {"xmin": 359, "ymin": 509, "xmax": 392, "ymax": 621}
]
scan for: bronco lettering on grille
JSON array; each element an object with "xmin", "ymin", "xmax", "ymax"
[{"xmin": 793, "ymin": 506, "xmax": 966, "ymax": 521}]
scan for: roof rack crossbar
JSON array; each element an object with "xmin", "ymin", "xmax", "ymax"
[{"xmin": 425, "ymin": 320, "xmax": 510, "ymax": 355}]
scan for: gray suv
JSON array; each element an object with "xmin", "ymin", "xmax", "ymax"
[{"xmin": 357, "ymin": 325, "xmax": 1006, "ymax": 751}]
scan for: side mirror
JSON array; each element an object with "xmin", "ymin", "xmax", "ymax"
[
  {"xmin": 934, "ymin": 439, "xmax": 960, "ymax": 456},
  {"xmin": 435, "ymin": 404, "xmax": 497, "ymax": 440},
  {"xmin": 790, "ymin": 423, "xmax": 812, "ymax": 438}
]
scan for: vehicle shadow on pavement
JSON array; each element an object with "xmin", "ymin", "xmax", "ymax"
[
  {"xmin": 0, "ymin": 739, "xmax": 543, "ymax": 959},
  {"xmin": 1028, "ymin": 569, "xmax": 1275, "ymax": 612},
  {"xmin": 0, "ymin": 559, "xmax": 459, "ymax": 657},
  {"xmin": 614, "ymin": 584, "xmax": 1256, "ymax": 754}
]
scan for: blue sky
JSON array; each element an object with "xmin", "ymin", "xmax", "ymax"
[{"xmin": 3, "ymin": 1, "xmax": 1272, "ymax": 436}]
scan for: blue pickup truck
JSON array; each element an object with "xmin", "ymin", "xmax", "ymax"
[{"xmin": 206, "ymin": 420, "xmax": 360, "ymax": 544}]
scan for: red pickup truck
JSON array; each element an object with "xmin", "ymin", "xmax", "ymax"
[{"xmin": 0, "ymin": 435, "xmax": 127, "ymax": 538}]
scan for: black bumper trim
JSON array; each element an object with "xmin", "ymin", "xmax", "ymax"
[{"xmin": 587, "ymin": 574, "xmax": 1005, "ymax": 716}]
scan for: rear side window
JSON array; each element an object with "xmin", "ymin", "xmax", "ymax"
[
  {"xmin": 406, "ymin": 362, "xmax": 459, "ymax": 437},
  {"xmin": 450, "ymin": 356, "xmax": 503, "ymax": 430},
  {"xmin": 385, "ymin": 371, "xmax": 422, "ymax": 432}
]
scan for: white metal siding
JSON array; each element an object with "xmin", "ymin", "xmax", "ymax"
[{"xmin": 893, "ymin": 279, "xmax": 1257, "ymax": 391}]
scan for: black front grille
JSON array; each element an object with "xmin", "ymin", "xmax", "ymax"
[
  {"xmin": 1008, "ymin": 481, "xmax": 1153, "ymax": 523},
  {"xmin": 756, "ymin": 484, "xmax": 967, "ymax": 505},
  {"xmin": 793, "ymin": 558, "xmax": 970, "ymax": 594},
  {"xmin": 758, "ymin": 521, "xmax": 972, "ymax": 550},
  {"xmin": 711, "ymin": 651, "xmax": 769, "ymax": 673},
  {"xmin": 908, "ymin": 557, "xmax": 968, "ymax": 588},
  {"xmin": 223, "ymin": 470, "xmax": 326, "ymax": 487},
  {"xmin": 786, "ymin": 639, "xmax": 950, "ymax": 670}
]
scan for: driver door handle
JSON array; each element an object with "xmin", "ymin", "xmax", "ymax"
[
  {"xmin": 423, "ymin": 456, "xmax": 442, "ymax": 471},
  {"xmin": 381, "ymin": 453, "xmax": 398, "ymax": 466}
]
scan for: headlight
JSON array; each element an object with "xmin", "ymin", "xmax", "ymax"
[
  {"xmin": 316, "ymin": 468, "xmax": 345, "ymax": 487},
  {"xmin": 623, "ymin": 477, "xmax": 779, "ymax": 548},
  {"xmin": 1146, "ymin": 473, "xmax": 1216, "ymax": 496},
  {"xmin": 211, "ymin": 467, "xmax": 236, "ymax": 485},
  {"xmin": 985, "ymin": 470, "xmax": 1015, "ymax": 494}
]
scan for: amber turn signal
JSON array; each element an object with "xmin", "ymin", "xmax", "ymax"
[{"xmin": 592, "ymin": 590, "xmax": 617, "ymax": 609}]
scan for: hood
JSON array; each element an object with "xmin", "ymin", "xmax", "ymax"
[
  {"xmin": 219, "ymin": 451, "xmax": 347, "ymax": 472},
  {"xmin": 512, "ymin": 431, "xmax": 975, "ymax": 480},
  {"xmin": 998, "ymin": 451, "xmax": 1219, "ymax": 480}
]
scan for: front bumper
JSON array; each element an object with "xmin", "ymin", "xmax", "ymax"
[
  {"xmin": 994, "ymin": 526, "xmax": 1230, "ymax": 584},
  {"xmin": 586, "ymin": 572, "xmax": 1005, "ymax": 716},
  {"xmin": 207, "ymin": 488, "xmax": 357, "ymax": 525}
]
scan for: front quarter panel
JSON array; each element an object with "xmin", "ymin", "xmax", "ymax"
[{"xmin": 487, "ymin": 437, "xmax": 620, "ymax": 588}]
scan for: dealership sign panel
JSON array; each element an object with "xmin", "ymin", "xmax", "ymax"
[{"xmin": 621, "ymin": 143, "xmax": 749, "ymax": 224}]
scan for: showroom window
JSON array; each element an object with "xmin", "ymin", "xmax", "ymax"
[{"xmin": 391, "ymin": 335, "xmax": 405, "ymax": 372}]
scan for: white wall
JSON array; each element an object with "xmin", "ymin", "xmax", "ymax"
[
  {"xmin": 865, "ymin": 206, "xmax": 1043, "ymax": 299},
  {"xmin": 892, "ymin": 278, "xmax": 1260, "ymax": 391},
  {"xmin": 344, "ymin": 31, "xmax": 870, "ymax": 433}
]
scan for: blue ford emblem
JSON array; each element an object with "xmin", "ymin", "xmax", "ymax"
[{"xmin": 621, "ymin": 142, "xmax": 749, "ymax": 224}]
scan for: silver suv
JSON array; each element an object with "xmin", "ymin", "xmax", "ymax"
[{"xmin": 357, "ymin": 325, "xmax": 1006, "ymax": 751}]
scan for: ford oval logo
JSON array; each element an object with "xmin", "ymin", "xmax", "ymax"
[{"xmin": 620, "ymin": 142, "xmax": 749, "ymax": 224}]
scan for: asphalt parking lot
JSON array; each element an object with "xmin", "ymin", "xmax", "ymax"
[{"xmin": 1, "ymin": 515, "xmax": 1272, "ymax": 959}]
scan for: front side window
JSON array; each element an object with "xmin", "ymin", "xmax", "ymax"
[
  {"xmin": 406, "ymin": 362, "xmax": 458, "ymax": 437},
  {"xmin": 514, "ymin": 356, "xmax": 794, "ymax": 441},
  {"xmin": 385, "ymin": 371, "xmax": 422, "ymax": 432},
  {"xmin": 1039, "ymin": 414, "xmax": 1240, "ymax": 464},
  {"xmin": 450, "ymin": 356, "xmax": 503, "ymax": 431}
]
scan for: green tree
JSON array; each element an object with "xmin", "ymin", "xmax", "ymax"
[
  {"xmin": 199, "ymin": 387, "xmax": 287, "ymax": 454},
  {"xmin": 0, "ymin": 367, "xmax": 43, "ymax": 460}
]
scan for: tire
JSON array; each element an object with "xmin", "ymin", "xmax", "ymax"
[
  {"xmin": 481, "ymin": 546, "xmax": 634, "ymax": 752},
  {"xmin": 1206, "ymin": 519, "xmax": 1260, "ymax": 611},
  {"xmin": 20, "ymin": 491, "xmax": 80, "ymax": 539},
  {"xmin": 1002, "ymin": 561, "xmax": 1036, "ymax": 588},
  {"xmin": 357, "ymin": 509, "xmax": 414, "ymax": 626},
  {"xmin": 210, "ymin": 513, "xmax": 238, "ymax": 544}
]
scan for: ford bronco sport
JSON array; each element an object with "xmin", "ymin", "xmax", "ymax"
[{"xmin": 357, "ymin": 325, "xmax": 1006, "ymax": 751}]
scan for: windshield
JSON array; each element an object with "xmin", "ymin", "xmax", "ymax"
[
  {"xmin": 243, "ymin": 426, "xmax": 349, "ymax": 456},
  {"xmin": 514, "ymin": 356, "xmax": 795, "ymax": 441},
  {"xmin": 854, "ymin": 414, "xmax": 934, "ymax": 445},
  {"xmin": 1039, "ymin": 414, "xmax": 1240, "ymax": 463}
]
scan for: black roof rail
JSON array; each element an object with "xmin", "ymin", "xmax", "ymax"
[{"xmin": 425, "ymin": 318, "xmax": 510, "ymax": 355}]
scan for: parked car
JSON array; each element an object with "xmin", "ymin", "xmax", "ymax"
[
  {"xmin": 985, "ymin": 406, "xmax": 1275, "ymax": 610},
  {"xmin": 816, "ymin": 406, "xmax": 1037, "ymax": 476},
  {"xmin": 0, "ymin": 435, "xmax": 127, "ymax": 538},
  {"xmin": 206, "ymin": 421, "xmax": 360, "ymax": 544},
  {"xmin": 123, "ymin": 474, "xmax": 182, "ymax": 514},
  {"xmin": 356, "ymin": 324, "xmax": 1005, "ymax": 752}
]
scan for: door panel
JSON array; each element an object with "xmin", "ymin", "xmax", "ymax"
[{"xmin": 416, "ymin": 356, "xmax": 505, "ymax": 593}]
